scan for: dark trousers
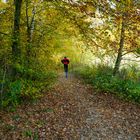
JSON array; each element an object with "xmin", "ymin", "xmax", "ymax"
[
  {"xmin": 64, "ymin": 64, "xmax": 68, "ymax": 72},
  {"xmin": 64, "ymin": 64, "xmax": 68, "ymax": 78}
]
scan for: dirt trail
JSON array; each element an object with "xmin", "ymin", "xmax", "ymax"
[{"xmin": 0, "ymin": 73, "xmax": 140, "ymax": 140}]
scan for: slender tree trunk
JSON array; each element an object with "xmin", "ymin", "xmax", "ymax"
[
  {"xmin": 25, "ymin": 0, "xmax": 36, "ymax": 66},
  {"xmin": 11, "ymin": 0, "xmax": 22, "ymax": 77},
  {"xmin": 113, "ymin": 18, "xmax": 125, "ymax": 76}
]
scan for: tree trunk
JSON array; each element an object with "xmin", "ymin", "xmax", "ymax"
[
  {"xmin": 113, "ymin": 18, "xmax": 125, "ymax": 76},
  {"xmin": 25, "ymin": 0, "xmax": 36, "ymax": 66},
  {"xmin": 11, "ymin": 0, "xmax": 22, "ymax": 77}
]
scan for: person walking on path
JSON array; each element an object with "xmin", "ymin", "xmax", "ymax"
[{"xmin": 61, "ymin": 56, "xmax": 70, "ymax": 78}]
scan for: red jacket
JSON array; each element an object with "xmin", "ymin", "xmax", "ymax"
[{"xmin": 61, "ymin": 58, "xmax": 70, "ymax": 65}]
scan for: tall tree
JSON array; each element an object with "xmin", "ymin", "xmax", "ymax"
[
  {"xmin": 113, "ymin": 16, "xmax": 125, "ymax": 75},
  {"xmin": 25, "ymin": 0, "xmax": 36, "ymax": 66},
  {"xmin": 11, "ymin": 0, "xmax": 22, "ymax": 78}
]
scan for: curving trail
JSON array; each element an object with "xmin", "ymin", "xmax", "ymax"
[{"xmin": 0, "ymin": 73, "xmax": 140, "ymax": 139}]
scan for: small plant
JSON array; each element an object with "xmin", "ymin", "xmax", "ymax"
[
  {"xmin": 4, "ymin": 124, "xmax": 17, "ymax": 131},
  {"xmin": 35, "ymin": 120, "xmax": 45, "ymax": 128},
  {"xmin": 23, "ymin": 129, "xmax": 33, "ymax": 138},
  {"xmin": 33, "ymin": 129, "xmax": 39, "ymax": 140},
  {"xmin": 23, "ymin": 129, "xmax": 39, "ymax": 139},
  {"xmin": 12, "ymin": 114, "xmax": 21, "ymax": 121},
  {"xmin": 41, "ymin": 108, "xmax": 54, "ymax": 113}
]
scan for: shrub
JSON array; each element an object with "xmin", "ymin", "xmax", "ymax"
[
  {"xmin": 1, "ymin": 80, "xmax": 22, "ymax": 107},
  {"xmin": 0, "ymin": 69, "xmax": 57, "ymax": 108},
  {"xmin": 74, "ymin": 65, "xmax": 140, "ymax": 103}
]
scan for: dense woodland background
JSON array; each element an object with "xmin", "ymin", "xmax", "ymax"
[{"xmin": 0, "ymin": 0, "xmax": 140, "ymax": 108}]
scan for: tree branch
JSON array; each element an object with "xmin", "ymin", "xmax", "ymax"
[
  {"xmin": 123, "ymin": 58, "xmax": 140, "ymax": 62},
  {"xmin": 0, "ymin": 31, "xmax": 9, "ymax": 36}
]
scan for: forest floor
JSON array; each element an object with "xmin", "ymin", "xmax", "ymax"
[{"xmin": 0, "ymin": 73, "xmax": 140, "ymax": 140}]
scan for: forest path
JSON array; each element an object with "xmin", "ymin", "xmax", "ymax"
[{"xmin": 0, "ymin": 73, "xmax": 140, "ymax": 139}]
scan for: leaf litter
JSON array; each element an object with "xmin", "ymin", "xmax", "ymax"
[{"xmin": 0, "ymin": 74, "xmax": 140, "ymax": 139}]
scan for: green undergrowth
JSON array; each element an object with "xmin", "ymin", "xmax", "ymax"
[
  {"xmin": 0, "ymin": 68, "xmax": 58, "ymax": 108},
  {"xmin": 74, "ymin": 65, "xmax": 140, "ymax": 103}
]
